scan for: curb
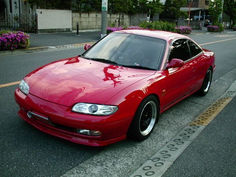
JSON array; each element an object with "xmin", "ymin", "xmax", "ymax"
[{"xmin": 0, "ymin": 41, "xmax": 96, "ymax": 56}]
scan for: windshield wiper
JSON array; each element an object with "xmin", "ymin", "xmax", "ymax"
[{"xmin": 121, "ymin": 65, "xmax": 156, "ymax": 70}]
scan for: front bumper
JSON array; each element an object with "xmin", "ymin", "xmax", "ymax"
[{"xmin": 14, "ymin": 88, "xmax": 130, "ymax": 146}]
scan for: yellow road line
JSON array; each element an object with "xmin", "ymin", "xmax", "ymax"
[
  {"xmin": 190, "ymin": 97, "xmax": 232, "ymax": 126},
  {"xmin": 0, "ymin": 81, "xmax": 20, "ymax": 88}
]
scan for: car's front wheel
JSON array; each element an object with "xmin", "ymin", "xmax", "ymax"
[
  {"xmin": 198, "ymin": 68, "xmax": 213, "ymax": 96},
  {"xmin": 128, "ymin": 95, "xmax": 159, "ymax": 141}
]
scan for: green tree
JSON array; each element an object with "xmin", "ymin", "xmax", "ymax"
[
  {"xmin": 28, "ymin": 0, "xmax": 72, "ymax": 9},
  {"xmin": 63, "ymin": 0, "xmax": 101, "ymax": 12},
  {"xmin": 147, "ymin": 0, "xmax": 163, "ymax": 18},
  {"xmin": 28, "ymin": 0, "xmax": 163, "ymax": 16},
  {"xmin": 208, "ymin": 0, "xmax": 223, "ymax": 25},
  {"xmin": 160, "ymin": 0, "xmax": 187, "ymax": 20},
  {"xmin": 224, "ymin": 0, "xmax": 236, "ymax": 27}
]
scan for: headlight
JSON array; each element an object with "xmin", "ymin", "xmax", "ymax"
[
  {"xmin": 72, "ymin": 103, "xmax": 118, "ymax": 116},
  {"xmin": 19, "ymin": 80, "xmax": 29, "ymax": 95}
]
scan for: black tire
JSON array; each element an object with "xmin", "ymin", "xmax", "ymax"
[
  {"xmin": 128, "ymin": 95, "xmax": 159, "ymax": 141},
  {"xmin": 198, "ymin": 68, "xmax": 213, "ymax": 96}
]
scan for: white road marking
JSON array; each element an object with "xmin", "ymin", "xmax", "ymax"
[{"xmin": 200, "ymin": 37, "xmax": 236, "ymax": 46}]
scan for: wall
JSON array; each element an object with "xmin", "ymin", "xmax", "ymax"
[
  {"xmin": 130, "ymin": 14, "xmax": 147, "ymax": 26},
  {"xmin": 72, "ymin": 12, "xmax": 130, "ymax": 30},
  {"xmin": 36, "ymin": 9, "xmax": 72, "ymax": 32}
]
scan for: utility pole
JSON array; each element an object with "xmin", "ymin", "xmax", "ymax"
[
  {"xmin": 188, "ymin": 0, "xmax": 193, "ymax": 26},
  {"xmin": 101, "ymin": 0, "xmax": 108, "ymax": 38}
]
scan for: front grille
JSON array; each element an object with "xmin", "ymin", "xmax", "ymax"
[
  {"xmin": 27, "ymin": 111, "xmax": 77, "ymax": 133},
  {"xmin": 52, "ymin": 123, "xmax": 77, "ymax": 133}
]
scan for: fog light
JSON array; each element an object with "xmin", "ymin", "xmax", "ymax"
[{"xmin": 77, "ymin": 129, "xmax": 101, "ymax": 136}]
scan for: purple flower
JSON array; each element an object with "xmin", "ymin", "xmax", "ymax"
[
  {"xmin": 127, "ymin": 26, "xmax": 143, "ymax": 29},
  {"xmin": 0, "ymin": 31, "xmax": 29, "ymax": 50},
  {"xmin": 207, "ymin": 25, "xmax": 219, "ymax": 32},
  {"xmin": 175, "ymin": 26, "xmax": 192, "ymax": 34},
  {"xmin": 107, "ymin": 27, "xmax": 124, "ymax": 33}
]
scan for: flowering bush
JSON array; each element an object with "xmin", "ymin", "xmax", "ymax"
[
  {"xmin": 107, "ymin": 27, "xmax": 124, "ymax": 34},
  {"xmin": 127, "ymin": 26, "xmax": 143, "ymax": 30},
  {"xmin": 207, "ymin": 24, "xmax": 224, "ymax": 32},
  {"xmin": 175, "ymin": 26, "xmax": 192, "ymax": 34},
  {"xmin": 0, "ymin": 31, "xmax": 30, "ymax": 50},
  {"xmin": 107, "ymin": 26, "xmax": 143, "ymax": 34},
  {"xmin": 139, "ymin": 21, "xmax": 176, "ymax": 32},
  {"xmin": 207, "ymin": 25, "xmax": 219, "ymax": 32}
]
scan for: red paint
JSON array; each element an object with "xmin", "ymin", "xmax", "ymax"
[{"xmin": 15, "ymin": 30, "xmax": 215, "ymax": 146}]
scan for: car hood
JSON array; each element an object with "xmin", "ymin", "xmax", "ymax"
[{"xmin": 25, "ymin": 57, "xmax": 155, "ymax": 106}]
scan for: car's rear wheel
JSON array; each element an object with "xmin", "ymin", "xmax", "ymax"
[
  {"xmin": 128, "ymin": 95, "xmax": 159, "ymax": 141},
  {"xmin": 198, "ymin": 68, "xmax": 213, "ymax": 96}
]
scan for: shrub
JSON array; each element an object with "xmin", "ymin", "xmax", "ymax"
[
  {"xmin": 139, "ymin": 21, "xmax": 154, "ymax": 29},
  {"xmin": 207, "ymin": 25, "xmax": 219, "ymax": 32},
  {"xmin": 107, "ymin": 27, "xmax": 124, "ymax": 34},
  {"xmin": 233, "ymin": 25, "xmax": 236, "ymax": 31},
  {"xmin": 107, "ymin": 22, "xmax": 176, "ymax": 34},
  {"xmin": 107, "ymin": 26, "xmax": 143, "ymax": 34},
  {"xmin": 0, "ymin": 30, "xmax": 11, "ymax": 35},
  {"xmin": 207, "ymin": 24, "xmax": 224, "ymax": 32},
  {"xmin": 175, "ymin": 26, "xmax": 192, "ymax": 34},
  {"xmin": 0, "ymin": 31, "xmax": 30, "ymax": 50},
  {"xmin": 127, "ymin": 26, "xmax": 143, "ymax": 30},
  {"xmin": 216, "ymin": 23, "xmax": 224, "ymax": 32},
  {"xmin": 139, "ymin": 21, "xmax": 176, "ymax": 32}
]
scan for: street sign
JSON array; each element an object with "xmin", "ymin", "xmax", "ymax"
[{"xmin": 102, "ymin": 0, "xmax": 108, "ymax": 11}]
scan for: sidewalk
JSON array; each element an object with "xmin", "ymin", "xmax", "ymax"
[{"xmin": 29, "ymin": 31, "xmax": 100, "ymax": 48}]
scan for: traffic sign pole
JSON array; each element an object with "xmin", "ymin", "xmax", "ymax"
[{"xmin": 101, "ymin": 0, "xmax": 108, "ymax": 38}]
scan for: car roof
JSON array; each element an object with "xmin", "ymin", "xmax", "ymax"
[{"xmin": 117, "ymin": 29, "xmax": 190, "ymax": 41}]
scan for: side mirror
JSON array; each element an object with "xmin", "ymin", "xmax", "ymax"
[
  {"xmin": 166, "ymin": 58, "xmax": 184, "ymax": 69},
  {"xmin": 84, "ymin": 44, "xmax": 91, "ymax": 51}
]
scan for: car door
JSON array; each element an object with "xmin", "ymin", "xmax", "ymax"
[
  {"xmin": 187, "ymin": 40, "xmax": 207, "ymax": 90},
  {"xmin": 161, "ymin": 39, "xmax": 196, "ymax": 110}
]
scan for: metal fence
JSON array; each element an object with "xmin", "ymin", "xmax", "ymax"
[{"xmin": 0, "ymin": 14, "xmax": 37, "ymax": 33}]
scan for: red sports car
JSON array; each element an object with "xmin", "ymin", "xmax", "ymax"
[{"xmin": 15, "ymin": 30, "xmax": 215, "ymax": 146}]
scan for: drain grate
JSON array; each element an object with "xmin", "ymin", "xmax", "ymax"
[
  {"xmin": 224, "ymin": 91, "xmax": 236, "ymax": 98},
  {"xmin": 131, "ymin": 125, "xmax": 204, "ymax": 177}
]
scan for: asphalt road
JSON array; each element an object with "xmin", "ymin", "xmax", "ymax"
[
  {"xmin": 29, "ymin": 31, "xmax": 100, "ymax": 47},
  {"xmin": 163, "ymin": 96, "xmax": 236, "ymax": 177},
  {"xmin": 0, "ymin": 31, "xmax": 236, "ymax": 177}
]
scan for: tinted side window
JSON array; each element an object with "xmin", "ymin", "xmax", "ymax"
[
  {"xmin": 188, "ymin": 40, "xmax": 202, "ymax": 57},
  {"xmin": 169, "ymin": 39, "xmax": 190, "ymax": 61}
]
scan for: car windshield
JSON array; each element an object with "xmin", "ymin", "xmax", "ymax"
[{"xmin": 82, "ymin": 32, "xmax": 166, "ymax": 70}]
